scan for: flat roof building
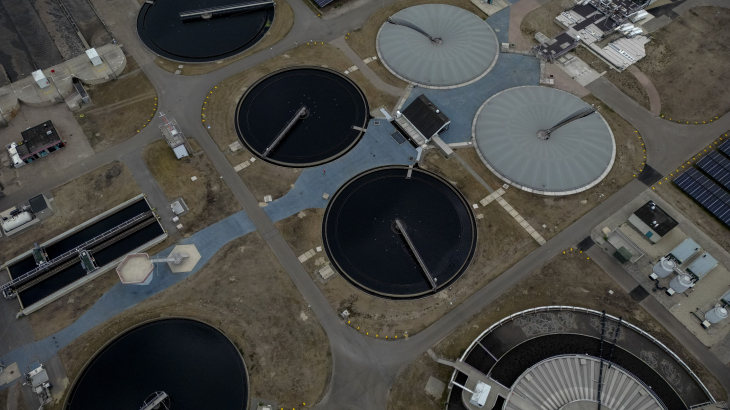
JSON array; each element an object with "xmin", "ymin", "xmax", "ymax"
[
  {"xmin": 9, "ymin": 121, "xmax": 66, "ymax": 167},
  {"xmin": 395, "ymin": 94, "xmax": 451, "ymax": 149},
  {"xmin": 628, "ymin": 200, "xmax": 678, "ymax": 243}
]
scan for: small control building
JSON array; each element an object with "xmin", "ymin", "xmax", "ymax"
[
  {"xmin": 7, "ymin": 121, "xmax": 65, "ymax": 168},
  {"xmin": 628, "ymin": 200, "xmax": 678, "ymax": 243},
  {"xmin": 395, "ymin": 94, "xmax": 451, "ymax": 155}
]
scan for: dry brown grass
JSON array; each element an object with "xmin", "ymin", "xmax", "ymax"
[
  {"xmin": 459, "ymin": 94, "xmax": 643, "ymax": 242},
  {"xmin": 275, "ymin": 153, "xmax": 538, "ymax": 338},
  {"xmin": 520, "ymin": 0, "xmax": 574, "ymax": 40},
  {"xmin": 0, "ymin": 161, "xmax": 140, "ymax": 264},
  {"xmin": 387, "ymin": 251, "xmax": 727, "ymax": 410},
  {"xmin": 636, "ymin": 7, "xmax": 730, "ymax": 122},
  {"xmin": 154, "ymin": 0, "xmax": 294, "ymax": 76},
  {"xmin": 55, "ymin": 232, "xmax": 331, "ymax": 410},
  {"xmin": 205, "ymin": 43, "xmax": 398, "ymax": 153},
  {"xmin": 344, "ymin": 0, "xmax": 485, "ymax": 89},
  {"xmin": 225, "ymin": 147, "xmax": 299, "ymax": 203},
  {"xmin": 141, "ymin": 138, "xmax": 241, "ymax": 236},
  {"xmin": 75, "ymin": 70, "xmax": 157, "ymax": 152},
  {"xmin": 574, "ymin": 47, "xmax": 650, "ymax": 111}
]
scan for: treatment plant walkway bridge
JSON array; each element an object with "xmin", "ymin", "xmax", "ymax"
[{"xmin": 1, "ymin": 0, "xmax": 730, "ymax": 408}]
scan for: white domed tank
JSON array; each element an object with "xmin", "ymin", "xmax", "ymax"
[
  {"xmin": 669, "ymin": 273, "xmax": 693, "ymax": 293},
  {"xmin": 1, "ymin": 211, "xmax": 33, "ymax": 233},
  {"xmin": 705, "ymin": 306, "xmax": 728, "ymax": 324},
  {"xmin": 652, "ymin": 257, "xmax": 676, "ymax": 279}
]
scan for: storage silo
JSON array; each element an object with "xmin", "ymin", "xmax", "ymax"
[
  {"xmin": 705, "ymin": 305, "xmax": 728, "ymax": 324},
  {"xmin": 669, "ymin": 273, "xmax": 693, "ymax": 294},
  {"xmin": 652, "ymin": 257, "xmax": 676, "ymax": 279}
]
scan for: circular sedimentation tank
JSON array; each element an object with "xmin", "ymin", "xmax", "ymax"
[
  {"xmin": 322, "ymin": 166, "xmax": 477, "ymax": 300},
  {"xmin": 376, "ymin": 4, "xmax": 499, "ymax": 88},
  {"xmin": 137, "ymin": 0, "xmax": 274, "ymax": 62},
  {"xmin": 235, "ymin": 67, "xmax": 369, "ymax": 167},
  {"xmin": 65, "ymin": 319, "xmax": 248, "ymax": 410},
  {"xmin": 473, "ymin": 86, "xmax": 615, "ymax": 195}
]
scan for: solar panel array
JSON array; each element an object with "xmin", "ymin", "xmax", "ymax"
[
  {"xmin": 720, "ymin": 140, "xmax": 730, "ymax": 157},
  {"xmin": 314, "ymin": 0, "xmax": 334, "ymax": 7},
  {"xmin": 673, "ymin": 168, "xmax": 730, "ymax": 226},
  {"xmin": 696, "ymin": 151, "xmax": 730, "ymax": 190}
]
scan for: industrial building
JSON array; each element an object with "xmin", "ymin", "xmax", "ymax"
[
  {"xmin": 535, "ymin": 0, "xmax": 653, "ymax": 70},
  {"xmin": 394, "ymin": 95, "xmax": 452, "ymax": 156},
  {"xmin": 6, "ymin": 121, "xmax": 66, "ymax": 168},
  {"xmin": 628, "ymin": 200, "xmax": 678, "ymax": 243}
]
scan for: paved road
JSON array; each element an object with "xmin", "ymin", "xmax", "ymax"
[{"xmin": 1, "ymin": 0, "xmax": 729, "ymax": 407}]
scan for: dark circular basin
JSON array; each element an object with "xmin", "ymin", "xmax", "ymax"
[
  {"xmin": 137, "ymin": 0, "xmax": 274, "ymax": 62},
  {"xmin": 235, "ymin": 67, "xmax": 369, "ymax": 167},
  {"xmin": 323, "ymin": 166, "xmax": 477, "ymax": 299},
  {"xmin": 65, "ymin": 319, "xmax": 248, "ymax": 410}
]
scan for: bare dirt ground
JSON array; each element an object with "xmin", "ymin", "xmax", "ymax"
[
  {"xmin": 205, "ymin": 43, "xmax": 398, "ymax": 152},
  {"xmin": 53, "ymin": 232, "xmax": 331, "ymax": 410},
  {"xmin": 520, "ymin": 0, "xmax": 574, "ymax": 40},
  {"xmin": 636, "ymin": 7, "xmax": 730, "ymax": 123},
  {"xmin": 460, "ymin": 94, "xmax": 643, "ymax": 242},
  {"xmin": 387, "ymin": 251, "xmax": 727, "ymax": 410},
  {"xmin": 0, "ymin": 161, "xmax": 140, "ymax": 264},
  {"xmin": 75, "ymin": 69, "xmax": 157, "ymax": 152},
  {"xmin": 225, "ymin": 147, "xmax": 300, "ymax": 203},
  {"xmin": 344, "ymin": 0, "xmax": 484, "ymax": 89},
  {"xmin": 654, "ymin": 163, "xmax": 730, "ymax": 253},
  {"xmin": 0, "ymin": 384, "xmax": 28, "ymax": 410},
  {"xmin": 28, "ymin": 270, "xmax": 120, "ymax": 340},
  {"xmin": 141, "ymin": 138, "xmax": 241, "ymax": 236},
  {"xmin": 574, "ymin": 47, "xmax": 650, "ymax": 111},
  {"xmin": 275, "ymin": 153, "xmax": 538, "ymax": 338},
  {"xmin": 154, "ymin": 0, "xmax": 294, "ymax": 76}
]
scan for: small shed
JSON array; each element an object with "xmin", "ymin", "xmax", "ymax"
[
  {"xmin": 685, "ymin": 252, "xmax": 718, "ymax": 280},
  {"xmin": 668, "ymin": 238, "xmax": 700, "ymax": 264},
  {"xmin": 613, "ymin": 246, "xmax": 633, "ymax": 264},
  {"xmin": 11, "ymin": 121, "xmax": 66, "ymax": 167},
  {"xmin": 628, "ymin": 200, "xmax": 678, "ymax": 243}
]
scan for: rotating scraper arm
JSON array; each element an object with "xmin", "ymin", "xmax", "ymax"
[
  {"xmin": 537, "ymin": 105, "xmax": 596, "ymax": 140},
  {"xmin": 387, "ymin": 18, "xmax": 443, "ymax": 45},
  {"xmin": 394, "ymin": 219, "xmax": 437, "ymax": 290},
  {"xmin": 263, "ymin": 105, "xmax": 309, "ymax": 157}
]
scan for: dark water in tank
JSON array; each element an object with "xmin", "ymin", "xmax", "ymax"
[
  {"xmin": 236, "ymin": 68, "xmax": 368, "ymax": 166},
  {"xmin": 137, "ymin": 0, "xmax": 273, "ymax": 61},
  {"xmin": 323, "ymin": 167, "xmax": 476, "ymax": 298},
  {"xmin": 66, "ymin": 319, "xmax": 248, "ymax": 410}
]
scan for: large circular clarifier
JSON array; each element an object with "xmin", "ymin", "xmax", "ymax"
[
  {"xmin": 65, "ymin": 319, "xmax": 248, "ymax": 410},
  {"xmin": 236, "ymin": 67, "xmax": 369, "ymax": 167},
  {"xmin": 323, "ymin": 166, "xmax": 477, "ymax": 299},
  {"xmin": 137, "ymin": 0, "xmax": 274, "ymax": 62},
  {"xmin": 473, "ymin": 86, "xmax": 615, "ymax": 195},
  {"xmin": 376, "ymin": 4, "xmax": 499, "ymax": 88}
]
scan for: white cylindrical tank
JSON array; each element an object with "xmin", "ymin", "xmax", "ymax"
[
  {"xmin": 669, "ymin": 273, "xmax": 693, "ymax": 293},
  {"xmin": 620, "ymin": 24, "xmax": 635, "ymax": 33},
  {"xmin": 1, "ymin": 211, "xmax": 33, "ymax": 232},
  {"xmin": 705, "ymin": 306, "xmax": 728, "ymax": 324},
  {"xmin": 627, "ymin": 28, "xmax": 644, "ymax": 38},
  {"xmin": 653, "ymin": 258, "xmax": 676, "ymax": 278}
]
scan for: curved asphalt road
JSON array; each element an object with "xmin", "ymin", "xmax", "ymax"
[{"xmin": 1, "ymin": 0, "xmax": 729, "ymax": 407}]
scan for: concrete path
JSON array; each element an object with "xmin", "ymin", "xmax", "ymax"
[
  {"xmin": 330, "ymin": 36, "xmax": 404, "ymax": 97},
  {"xmin": 627, "ymin": 65, "xmax": 661, "ymax": 116}
]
